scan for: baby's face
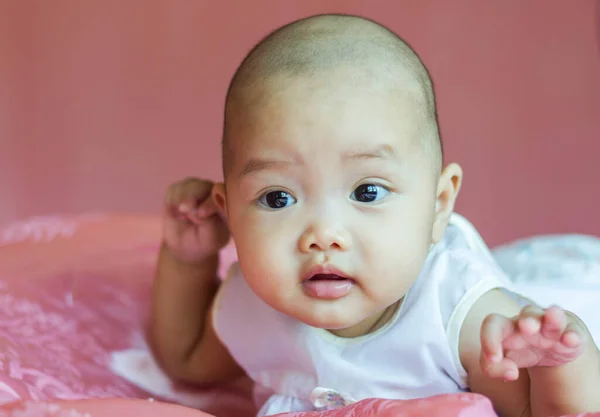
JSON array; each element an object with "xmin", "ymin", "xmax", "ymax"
[{"xmin": 217, "ymin": 74, "xmax": 440, "ymax": 336}]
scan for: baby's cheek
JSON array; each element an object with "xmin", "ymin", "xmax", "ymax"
[
  {"xmin": 237, "ymin": 226, "xmax": 294, "ymax": 277},
  {"xmin": 365, "ymin": 227, "xmax": 429, "ymax": 284},
  {"xmin": 239, "ymin": 242, "xmax": 298, "ymax": 310}
]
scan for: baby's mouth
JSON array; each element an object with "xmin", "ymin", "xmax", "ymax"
[
  {"xmin": 302, "ymin": 273, "xmax": 355, "ymax": 299},
  {"xmin": 308, "ymin": 274, "xmax": 349, "ymax": 281}
]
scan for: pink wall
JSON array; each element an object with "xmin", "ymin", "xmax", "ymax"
[{"xmin": 1, "ymin": 0, "xmax": 599, "ymax": 246}]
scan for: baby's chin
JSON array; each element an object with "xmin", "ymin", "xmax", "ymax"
[
  {"xmin": 289, "ymin": 297, "xmax": 404, "ymax": 338},
  {"xmin": 291, "ymin": 308, "xmax": 382, "ymax": 338}
]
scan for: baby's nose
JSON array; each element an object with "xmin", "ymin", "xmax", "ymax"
[{"xmin": 298, "ymin": 222, "xmax": 352, "ymax": 253}]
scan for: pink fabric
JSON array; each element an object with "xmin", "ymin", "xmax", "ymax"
[
  {"xmin": 0, "ymin": 395, "xmax": 497, "ymax": 417},
  {"xmin": 275, "ymin": 394, "xmax": 495, "ymax": 417},
  {"xmin": 0, "ymin": 398, "xmax": 211, "ymax": 416},
  {"xmin": 0, "ymin": 214, "xmax": 598, "ymax": 417},
  {"xmin": 0, "ymin": 214, "xmax": 250, "ymax": 417}
]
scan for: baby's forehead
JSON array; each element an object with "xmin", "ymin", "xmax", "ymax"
[
  {"xmin": 229, "ymin": 86, "xmax": 425, "ymax": 159},
  {"xmin": 227, "ymin": 79, "xmax": 433, "ymax": 167}
]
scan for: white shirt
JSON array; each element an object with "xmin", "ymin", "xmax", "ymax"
[{"xmin": 212, "ymin": 214, "xmax": 514, "ymax": 416}]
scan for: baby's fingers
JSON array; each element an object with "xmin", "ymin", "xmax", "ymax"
[
  {"xmin": 516, "ymin": 304, "xmax": 545, "ymax": 338},
  {"xmin": 480, "ymin": 314, "xmax": 521, "ymax": 381},
  {"xmin": 190, "ymin": 195, "xmax": 220, "ymax": 222},
  {"xmin": 480, "ymin": 354, "xmax": 520, "ymax": 381},
  {"xmin": 560, "ymin": 322, "xmax": 584, "ymax": 352},
  {"xmin": 480, "ymin": 313, "xmax": 515, "ymax": 363},
  {"xmin": 539, "ymin": 305, "xmax": 568, "ymax": 342},
  {"xmin": 164, "ymin": 178, "xmax": 214, "ymax": 222}
]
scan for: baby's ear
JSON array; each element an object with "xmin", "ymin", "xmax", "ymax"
[
  {"xmin": 431, "ymin": 163, "xmax": 463, "ymax": 243},
  {"xmin": 211, "ymin": 182, "xmax": 228, "ymax": 220}
]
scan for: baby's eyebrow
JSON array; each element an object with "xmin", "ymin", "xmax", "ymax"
[
  {"xmin": 342, "ymin": 144, "xmax": 397, "ymax": 161},
  {"xmin": 237, "ymin": 144, "xmax": 398, "ymax": 179},
  {"xmin": 238, "ymin": 158, "xmax": 292, "ymax": 179}
]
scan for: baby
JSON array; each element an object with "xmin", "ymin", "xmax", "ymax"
[{"xmin": 150, "ymin": 14, "xmax": 600, "ymax": 417}]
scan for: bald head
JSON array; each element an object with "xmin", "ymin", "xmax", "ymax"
[{"xmin": 222, "ymin": 14, "xmax": 442, "ymax": 176}]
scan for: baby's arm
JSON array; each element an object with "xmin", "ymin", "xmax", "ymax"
[
  {"xmin": 150, "ymin": 245, "xmax": 244, "ymax": 384},
  {"xmin": 149, "ymin": 178, "xmax": 244, "ymax": 385},
  {"xmin": 460, "ymin": 289, "xmax": 600, "ymax": 417},
  {"xmin": 149, "ymin": 244, "xmax": 245, "ymax": 384}
]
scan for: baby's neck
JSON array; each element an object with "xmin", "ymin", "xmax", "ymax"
[{"xmin": 328, "ymin": 299, "xmax": 403, "ymax": 338}]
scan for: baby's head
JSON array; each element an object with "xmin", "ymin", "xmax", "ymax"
[{"xmin": 213, "ymin": 14, "xmax": 462, "ymax": 337}]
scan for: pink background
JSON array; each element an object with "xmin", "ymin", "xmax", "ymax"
[{"xmin": 1, "ymin": 0, "xmax": 599, "ymax": 246}]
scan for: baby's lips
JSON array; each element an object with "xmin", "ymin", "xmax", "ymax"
[{"xmin": 302, "ymin": 278, "xmax": 354, "ymax": 299}]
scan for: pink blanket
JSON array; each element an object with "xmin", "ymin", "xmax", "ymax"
[{"xmin": 0, "ymin": 214, "xmax": 597, "ymax": 417}]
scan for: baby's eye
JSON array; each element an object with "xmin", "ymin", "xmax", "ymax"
[
  {"xmin": 258, "ymin": 190, "xmax": 297, "ymax": 209},
  {"xmin": 350, "ymin": 184, "xmax": 390, "ymax": 203}
]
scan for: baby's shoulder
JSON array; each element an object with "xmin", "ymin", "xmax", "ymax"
[
  {"xmin": 415, "ymin": 215, "xmax": 512, "ymax": 322},
  {"xmin": 428, "ymin": 213, "xmax": 508, "ymax": 282}
]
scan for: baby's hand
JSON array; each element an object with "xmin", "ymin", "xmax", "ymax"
[
  {"xmin": 479, "ymin": 305, "xmax": 586, "ymax": 381},
  {"xmin": 162, "ymin": 177, "xmax": 230, "ymax": 264}
]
